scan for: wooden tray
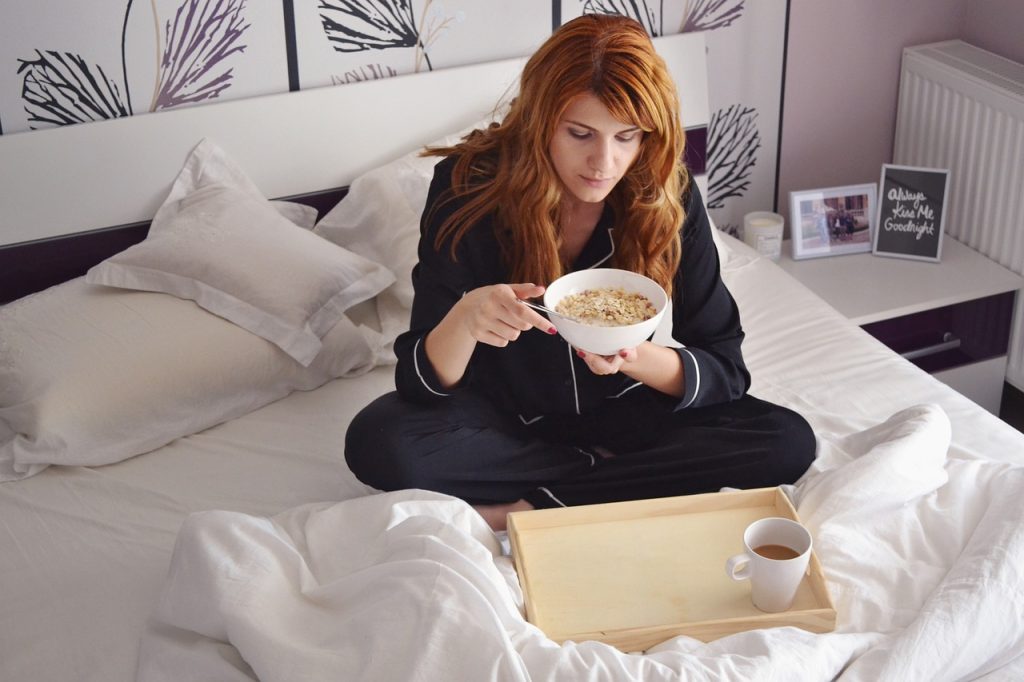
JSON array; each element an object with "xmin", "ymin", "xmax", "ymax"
[{"xmin": 507, "ymin": 487, "xmax": 836, "ymax": 652}]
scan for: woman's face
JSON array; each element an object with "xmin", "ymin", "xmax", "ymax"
[{"xmin": 548, "ymin": 92, "xmax": 643, "ymax": 206}]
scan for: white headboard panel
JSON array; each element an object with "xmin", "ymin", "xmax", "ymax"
[
  {"xmin": 0, "ymin": 59, "xmax": 523, "ymax": 247},
  {"xmin": 657, "ymin": 32, "xmax": 710, "ymax": 130},
  {"xmin": 0, "ymin": 31, "xmax": 706, "ymax": 248}
]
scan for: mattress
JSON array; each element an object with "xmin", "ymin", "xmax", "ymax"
[
  {"xmin": 0, "ymin": 366, "xmax": 394, "ymax": 681},
  {"xmin": 3, "ymin": 232, "xmax": 1022, "ymax": 681}
]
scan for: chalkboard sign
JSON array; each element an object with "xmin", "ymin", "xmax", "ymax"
[{"xmin": 873, "ymin": 164, "xmax": 950, "ymax": 262}]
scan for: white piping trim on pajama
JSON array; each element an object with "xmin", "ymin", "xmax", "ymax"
[
  {"xmin": 413, "ymin": 336, "xmax": 450, "ymax": 397},
  {"xmin": 568, "ymin": 343, "xmax": 581, "ymax": 415},
  {"xmin": 609, "ymin": 381, "xmax": 643, "ymax": 399},
  {"xmin": 680, "ymin": 347, "xmax": 700, "ymax": 408},
  {"xmin": 518, "ymin": 414, "xmax": 544, "ymax": 425},
  {"xmin": 538, "ymin": 487, "xmax": 567, "ymax": 507}
]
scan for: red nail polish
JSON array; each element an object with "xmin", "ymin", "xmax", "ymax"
[
  {"xmin": 619, "ymin": 350, "xmax": 628, "ymax": 358},
  {"xmin": 577, "ymin": 350, "xmax": 585, "ymax": 358},
  {"xmin": 548, "ymin": 327, "xmax": 558, "ymax": 335}
]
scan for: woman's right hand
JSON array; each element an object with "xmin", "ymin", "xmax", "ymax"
[{"xmin": 455, "ymin": 283, "xmax": 557, "ymax": 347}]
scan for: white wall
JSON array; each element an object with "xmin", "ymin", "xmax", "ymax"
[
  {"xmin": 963, "ymin": 0, "xmax": 1024, "ymax": 65},
  {"xmin": 0, "ymin": 1, "xmax": 788, "ymax": 238},
  {"xmin": 7, "ymin": 1, "xmax": 1021, "ymax": 244}
]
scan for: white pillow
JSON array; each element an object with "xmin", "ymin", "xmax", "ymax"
[
  {"xmin": 271, "ymin": 200, "xmax": 319, "ymax": 229},
  {"xmin": 86, "ymin": 138, "xmax": 395, "ymax": 366},
  {"xmin": 0, "ymin": 278, "xmax": 385, "ymax": 481},
  {"xmin": 313, "ymin": 121, "xmax": 492, "ymax": 349}
]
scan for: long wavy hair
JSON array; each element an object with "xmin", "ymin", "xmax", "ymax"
[{"xmin": 424, "ymin": 13, "xmax": 687, "ymax": 294}]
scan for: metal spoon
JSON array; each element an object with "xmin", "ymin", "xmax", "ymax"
[{"xmin": 519, "ymin": 299, "xmax": 578, "ymax": 322}]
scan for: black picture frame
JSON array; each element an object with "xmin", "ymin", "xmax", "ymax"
[{"xmin": 873, "ymin": 164, "xmax": 950, "ymax": 262}]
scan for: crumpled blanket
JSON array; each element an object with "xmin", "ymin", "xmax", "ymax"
[{"xmin": 136, "ymin": 404, "xmax": 1024, "ymax": 681}]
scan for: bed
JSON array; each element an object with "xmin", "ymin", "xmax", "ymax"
[{"xmin": 2, "ymin": 30, "xmax": 1023, "ymax": 682}]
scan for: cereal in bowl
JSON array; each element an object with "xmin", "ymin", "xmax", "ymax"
[{"xmin": 555, "ymin": 287, "xmax": 657, "ymax": 327}]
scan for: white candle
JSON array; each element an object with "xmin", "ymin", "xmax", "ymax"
[{"xmin": 743, "ymin": 211, "xmax": 784, "ymax": 260}]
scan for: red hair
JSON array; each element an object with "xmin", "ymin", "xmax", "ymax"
[{"xmin": 425, "ymin": 14, "xmax": 687, "ymax": 294}]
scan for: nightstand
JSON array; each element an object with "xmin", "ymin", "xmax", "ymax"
[{"xmin": 777, "ymin": 237, "xmax": 1024, "ymax": 414}]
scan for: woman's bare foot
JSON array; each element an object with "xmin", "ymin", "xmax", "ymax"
[{"xmin": 473, "ymin": 499, "xmax": 534, "ymax": 531}]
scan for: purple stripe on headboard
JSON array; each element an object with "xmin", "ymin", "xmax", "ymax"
[
  {"xmin": 684, "ymin": 125, "xmax": 707, "ymax": 176},
  {"xmin": 1, "ymin": 225, "xmax": 150, "ymax": 304}
]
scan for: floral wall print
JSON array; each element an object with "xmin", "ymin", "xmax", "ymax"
[
  {"xmin": 18, "ymin": 50, "xmax": 131, "ymax": 128},
  {"xmin": 331, "ymin": 63, "xmax": 399, "ymax": 85},
  {"xmin": 1, "ymin": 1, "xmax": 288, "ymax": 134},
  {"xmin": 16, "ymin": 0, "xmax": 250, "ymax": 130},
  {"xmin": 566, "ymin": 0, "xmax": 780, "ymax": 234},
  {"xmin": 577, "ymin": 0, "xmax": 745, "ymax": 36},
  {"xmin": 581, "ymin": 0, "xmax": 663, "ymax": 35},
  {"xmin": 293, "ymin": 0, "xmax": 549, "ymax": 90},
  {"xmin": 706, "ymin": 104, "xmax": 761, "ymax": 236},
  {"xmin": 681, "ymin": 0, "xmax": 744, "ymax": 32},
  {"xmin": 700, "ymin": 1, "xmax": 787, "ymax": 233},
  {"xmin": 319, "ymin": 0, "xmax": 455, "ymax": 73},
  {"xmin": 152, "ymin": 0, "xmax": 251, "ymax": 109},
  {"xmin": 1, "ymin": 0, "xmax": 786, "ymax": 232},
  {"xmin": 320, "ymin": 0, "xmax": 421, "ymax": 54}
]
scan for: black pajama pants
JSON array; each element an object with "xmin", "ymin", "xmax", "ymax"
[{"xmin": 344, "ymin": 390, "xmax": 816, "ymax": 510}]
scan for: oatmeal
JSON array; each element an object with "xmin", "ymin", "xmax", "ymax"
[{"xmin": 555, "ymin": 287, "xmax": 657, "ymax": 326}]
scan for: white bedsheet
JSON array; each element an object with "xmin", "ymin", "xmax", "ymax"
[
  {"xmin": 719, "ymin": 235, "xmax": 1024, "ymax": 469},
  {"xmin": 5, "ymin": 235, "xmax": 1024, "ymax": 682},
  {"xmin": 0, "ymin": 368, "xmax": 395, "ymax": 682},
  {"xmin": 136, "ymin": 403, "xmax": 1024, "ymax": 681}
]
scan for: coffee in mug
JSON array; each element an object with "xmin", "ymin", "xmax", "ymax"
[
  {"xmin": 725, "ymin": 517, "xmax": 812, "ymax": 612},
  {"xmin": 752, "ymin": 544, "xmax": 800, "ymax": 561}
]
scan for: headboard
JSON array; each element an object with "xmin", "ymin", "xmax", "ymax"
[{"xmin": 0, "ymin": 31, "xmax": 708, "ymax": 303}]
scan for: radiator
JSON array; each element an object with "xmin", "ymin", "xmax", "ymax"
[{"xmin": 894, "ymin": 40, "xmax": 1024, "ymax": 389}]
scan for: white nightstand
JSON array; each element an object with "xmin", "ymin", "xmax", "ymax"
[{"xmin": 777, "ymin": 237, "xmax": 1024, "ymax": 414}]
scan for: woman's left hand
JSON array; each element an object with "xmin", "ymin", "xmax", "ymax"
[
  {"xmin": 576, "ymin": 342, "xmax": 686, "ymax": 398},
  {"xmin": 576, "ymin": 347, "xmax": 638, "ymax": 375}
]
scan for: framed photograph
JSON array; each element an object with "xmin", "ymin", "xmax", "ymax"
[
  {"xmin": 789, "ymin": 183, "xmax": 878, "ymax": 260},
  {"xmin": 873, "ymin": 164, "xmax": 950, "ymax": 262}
]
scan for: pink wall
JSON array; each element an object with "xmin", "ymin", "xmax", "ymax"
[
  {"xmin": 963, "ymin": 0, "xmax": 1024, "ymax": 65},
  {"xmin": 776, "ymin": 0, "xmax": 969, "ymax": 218}
]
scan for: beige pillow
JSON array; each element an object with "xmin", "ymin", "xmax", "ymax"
[
  {"xmin": 313, "ymin": 120, "xmax": 494, "ymax": 349},
  {"xmin": 0, "ymin": 278, "xmax": 385, "ymax": 481},
  {"xmin": 86, "ymin": 138, "xmax": 394, "ymax": 366}
]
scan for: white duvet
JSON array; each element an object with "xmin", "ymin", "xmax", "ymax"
[{"xmin": 137, "ymin": 403, "xmax": 1024, "ymax": 681}]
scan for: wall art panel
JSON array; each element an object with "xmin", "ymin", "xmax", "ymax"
[
  {"xmin": 1, "ymin": 0, "xmax": 290, "ymax": 134},
  {"xmin": 561, "ymin": 0, "xmax": 787, "ymax": 235},
  {"xmin": 293, "ymin": 0, "xmax": 551, "ymax": 88},
  {"xmin": 1, "ymin": 0, "xmax": 788, "ymax": 238}
]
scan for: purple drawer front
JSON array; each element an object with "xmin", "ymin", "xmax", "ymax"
[{"xmin": 861, "ymin": 291, "xmax": 1015, "ymax": 374}]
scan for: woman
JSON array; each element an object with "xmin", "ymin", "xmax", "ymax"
[{"xmin": 346, "ymin": 14, "xmax": 815, "ymax": 531}]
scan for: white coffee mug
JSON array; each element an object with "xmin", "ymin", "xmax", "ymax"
[{"xmin": 725, "ymin": 516, "xmax": 812, "ymax": 613}]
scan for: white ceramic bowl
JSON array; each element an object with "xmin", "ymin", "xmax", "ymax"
[{"xmin": 544, "ymin": 268, "xmax": 668, "ymax": 355}]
